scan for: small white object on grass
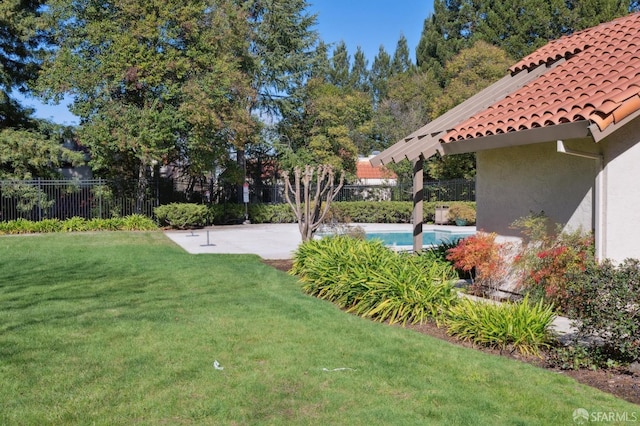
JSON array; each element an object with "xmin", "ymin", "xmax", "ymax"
[
  {"xmin": 213, "ymin": 360, "xmax": 224, "ymax": 370},
  {"xmin": 321, "ymin": 367, "xmax": 356, "ymax": 372}
]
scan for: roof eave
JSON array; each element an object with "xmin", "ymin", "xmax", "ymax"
[
  {"xmin": 441, "ymin": 121, "xmax": 593, "ymax": 155},
  {"xmin": 590, "ymin": 109, "xmax": 640, "ymax": 143}
]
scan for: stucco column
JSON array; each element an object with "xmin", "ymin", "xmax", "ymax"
[{"xmin": 412, "ymin": 157, "xmax": 424, "ymax": 252}]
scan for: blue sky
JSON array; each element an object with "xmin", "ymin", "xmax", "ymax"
[
  {"xmin": 19, "ymin": 0, "xmax": 434, "ymax": 125},
  {"xmin": 308, "ymin": 0, "xmax": 433, "ymax": 62}
]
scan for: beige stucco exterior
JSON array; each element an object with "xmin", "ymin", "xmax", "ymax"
[
  {"xmin": 598, "ymin": 115, "xmax": 640, "ymax": 262},
  {"xmin": 476, "ymin": 139, "xmax": 597, "ymax": 238},
  {"xmin": 475, "ymin": 115, "xmax": 640, "ymax": 263}
]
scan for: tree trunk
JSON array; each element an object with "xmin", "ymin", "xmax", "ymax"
[{"xmin": 282, "ymin": 165, "xmax": 344, "ymax": 242}]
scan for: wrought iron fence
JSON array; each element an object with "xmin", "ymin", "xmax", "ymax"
[
  {"xmin": 0, "ymin": 178, "xmax": 475, "ymax": 222},
  {"xmin": 334, "ymin": 179, "xmax": 475, "ymax": 203},
  {"xmin": 0, "ymin": 179, "xmax": 158, "ymax": 221}
]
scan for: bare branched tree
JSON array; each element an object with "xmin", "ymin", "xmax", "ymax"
[{"xmin": 282, "ymin": 165, "xmax": 345, "ymax": 242}]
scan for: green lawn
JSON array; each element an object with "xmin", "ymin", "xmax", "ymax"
[{"xmin": 0, "ymin": 232, "xmax": 637, "ymax": 425}]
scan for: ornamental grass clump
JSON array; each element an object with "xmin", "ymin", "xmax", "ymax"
[
  {"xmin": 291, "ymin": 236, "xmax": 459, "ymax": 325},
  {"xmin": 445, "ymin": 296, "xmax": 557, "ymax": 357}
]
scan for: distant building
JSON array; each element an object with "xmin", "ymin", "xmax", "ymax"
[{"xmin": 356, "ymin": 155, "xmax": 397, "ymax": 186}]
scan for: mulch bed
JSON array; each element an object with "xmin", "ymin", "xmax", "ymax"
[{"xmin": 262, "ymin": 259, "xmax": 640, "ymax": 405}]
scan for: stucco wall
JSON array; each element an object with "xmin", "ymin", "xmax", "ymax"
[
  {"xmin": 600, "ymin": 116, "xmax": 640, "ymax": 263},
  {"xmin": 476, "ymin": 140, "xmax": 597, "ymax": 237}
]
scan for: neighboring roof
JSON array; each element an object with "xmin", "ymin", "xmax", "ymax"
[
  {"xmin": 372, "ymin": 12, "xmax": 640, "ymax": 165},
  {"xmin": 356, "ymin": 159, "xmax": 397, "ymax": 180}
]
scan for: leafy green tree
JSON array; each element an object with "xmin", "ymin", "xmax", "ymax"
[
  {"xmin": 428, "ymin": 42, "xmax": 512, "ymax": 180},
  {"xmin": 278, "ymin": 79, "xmax": 371, "ymax": 175},
  {"xmin": 431, "ymin": 41, "xmax": 513, "ymax": 117},
  {"xmin": 374, "ymin": 70, "xmax": 441, "ymax": 151},
  {"xmin": 38, "ymin": 0, "xmax": 256, "ymax": 207}
]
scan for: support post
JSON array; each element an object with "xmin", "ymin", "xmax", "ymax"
[{"xmin": 412, "ymin": 157, "xmax": 424, "ymax": 252}]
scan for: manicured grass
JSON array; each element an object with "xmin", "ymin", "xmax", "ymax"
[{"xmin": 0, "ymin": 232, "xmax": 637, "ymax": 425}]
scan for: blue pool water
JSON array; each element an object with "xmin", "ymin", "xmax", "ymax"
[{"xmin": 365, "ymin": 230, "xmax": 473, "ymax": 247}]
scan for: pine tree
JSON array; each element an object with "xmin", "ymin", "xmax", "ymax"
[
  {"xmin": 390, "ymin": 34, "xmax": 413, "ymax": 75},
  {"xmin": 0, "ymin": 0, "xmax": 44, "ymax": 128},
  {"xmin": 350, "ymin": 47, "xmax": 370, "ymax": 93},
  {"xmin": 370, "ymin": 46, "xmax": 392, "ymax": 102},
  {"xmin": 328, "ymin": 41, "xmax": 351, "ymax": 88}
]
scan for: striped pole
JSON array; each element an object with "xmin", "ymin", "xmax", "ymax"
[{"xmin": 412, "ymin": 157, "xmax": 424, "ymax": 253}]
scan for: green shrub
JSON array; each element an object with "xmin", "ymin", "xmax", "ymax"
[
  {"xmin": 121, "ymin": 214, "xmax": 158, "ymax": 231},
  {"xmin": 32, "ymin": 219, "xmax": 63, "ymax": 233},
  {"xmin": 447, "ymin": 204, "xmax": 476, "ymax": 224},
  {"xmin": 511, "ymin": 213, "xmax": 595, "ymax": 311},
  {"xmin": 445, "ymin": 296, "xmax": 557, "ymax": 357},
  {"xmin": 292, "ymin": 236, "xmax": 459, "ymax": 325},
  {"xmin": 0, "ymin": 216, "xmax": 157, "ymax": 234},
  {"xmin": 0, "ymin": 218, "xmax": 35, "ymax": 234},
  {"xmin": 200, "ymin": 201, "xmax": 475, "ymax": 225},
  {"xmin": 349, "ymin": 251, "xmax": 459, "ymax": 325},
  {"xmin": 62, "ymin": 216, "xmax": 89, "ymax": 232},
  {"xmin": 566, "ymin": 259, "xmax": 640, "ymax": 364},
  {"xmin": 86, "ymin": 217, "xmax": 123, "ymax": 231},
  {"xmin": 547, "ymin": 345, "xmax": 601, "ymax": 371},
  {"xmin": 154, "ymin": 203, "xmax": 208, "ymax": 229},
  {"xmin": 248, "ymin": 203, "xmax": 296, "ymax": 224},
  {"xmin": 208, "ymin": 204, "xmax": 246, "ymax": 225}
]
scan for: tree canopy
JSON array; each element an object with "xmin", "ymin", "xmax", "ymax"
[{"xmin": 5, "ymin": 0, "xmax": 640, "ymax": 186}]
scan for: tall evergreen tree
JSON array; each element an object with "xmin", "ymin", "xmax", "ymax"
[
  {"xmin": 0, "ymin": 0, "xmax": 84, "ymax": 179},
  {"xmin": 416, "ymin": 0, "xmax": 471, "ymax": 77},
  {"xmin": 310, "ymin": 40, "xmax": 331, "ymax": 80},
  {"xmin": 370, "ymin": 46, "xmax": 392, "ymax": 103},
  {"xmin": 0, "ymin": 0, "xmax": 44, "ymax": 128},
  {"xmin": 350, "ymin": 46, "xmax": 370, "ymax": 93},
  {"xmin": 328, "ymin": 41, "xmax": 351, "ymax": 88},
  {"xmin": 390, "ymin": 34, "xmax": 413, "ymax": 75},
  {"xmin": 570, "ymin": 0, "xmax": 637, "ymax": 30},
  {"xmin": 474, "ymin": 0, "xmax": 574, "ymax": 59},
  {"xmin": 245, "ymin": 0, "xmax": 319, "ymax": 116},
  {"xmin": 417, "ymin": 0, "xmax": 640, "ymax": 75}
]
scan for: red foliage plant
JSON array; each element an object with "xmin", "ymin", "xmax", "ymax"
[{"xmin": 446, "ymin": 232, "xmax": 507, "ymax": 295}]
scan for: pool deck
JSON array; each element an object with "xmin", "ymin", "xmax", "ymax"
[{"xmin": 164, "ymin": 222, "xmax": 476, "ymax": 260}]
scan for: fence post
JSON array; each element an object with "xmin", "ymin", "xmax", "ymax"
[
  {"xmin": 37, "ymin": 178, "xmax": 42, "ymax": 221},
  {"xmin": 98, "ymin": 178, "xmax": 103, "ymax": 219}
]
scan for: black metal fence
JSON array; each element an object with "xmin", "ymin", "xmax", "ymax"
[
  {"xmin": 0, "ymin": 178, "xmax": 475, "ymax": 221},
  {"xmin": 335, "ymin": 179, "xmax": 476, "ymax": 203},
  {"xmin": 0, "ymin": 179, "xmax": 158, "ymax": 221}
]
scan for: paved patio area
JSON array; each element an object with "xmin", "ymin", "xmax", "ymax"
[{"xmin": 164, "ymin": 222, "xmax": 475, "ymax": 259}]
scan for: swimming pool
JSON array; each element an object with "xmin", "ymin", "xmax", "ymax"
[{"xmin": 365, "ymin": 230, "xmax": 474, "ymax": 247}]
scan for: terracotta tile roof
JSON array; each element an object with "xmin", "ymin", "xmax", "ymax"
[
  {"xmin": 357, "ymin": 160, "xmax": 397, "ymax": 180},
  {"xmin": 442, "ymin": 12, "xmax": 640, "ymax": 144}
]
